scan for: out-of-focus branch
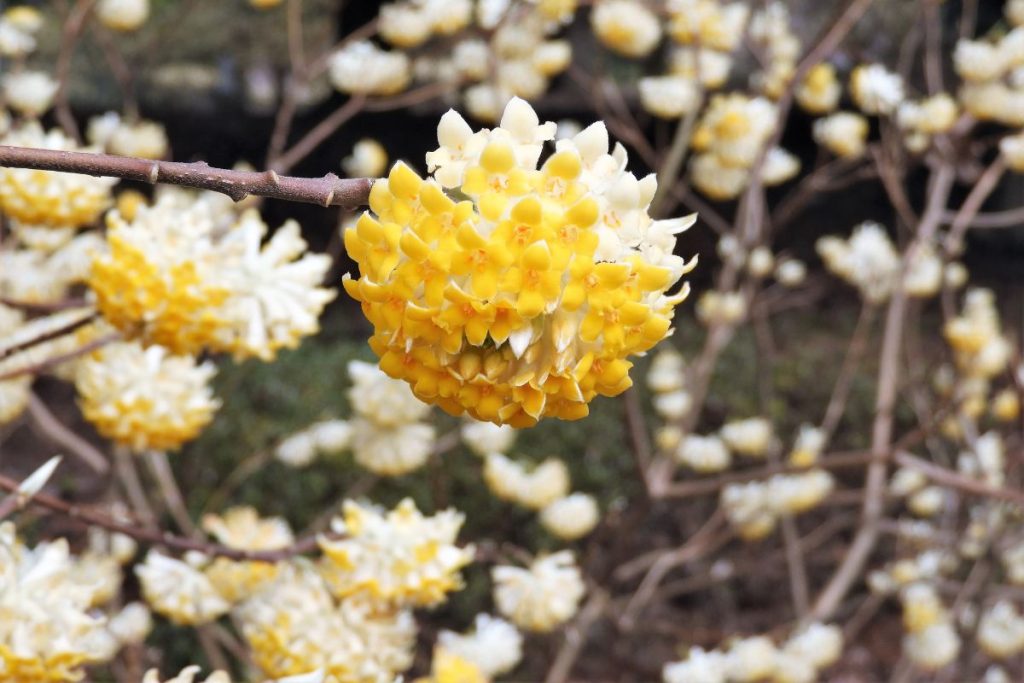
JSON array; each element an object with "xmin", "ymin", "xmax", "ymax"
[
  {"xmin": 0, "ymin": 470, "xmax": 330, "ymax": 562},
  {"xmin": 26, "ymin": 394, "xmax": 109, "ymax": 474},
  {"xmin": 0, "ymin": 146, "xmax": 374, "ymax": 208},
  {"xmin": 943, "ymin": 156, "xmax": 1007, "ymax": 255},
  {"xmin": 54, "ymin": 0, "xmax": 97, "ymax": 140},
  {"xmin": 811, "ymin": 165, "xmax": 956, "ymax": 622}
]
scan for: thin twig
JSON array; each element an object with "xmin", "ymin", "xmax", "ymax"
[
  {"xmin": 544, "ymin": 588, "xmax": 609, "ymax": 683},
  {"xmin": 0, "ymin": 146, "xmax": 373, "ymax": 209},
  {"xmin": 943, "ymin": 156, "xmax": 1007, "ymax": 255},
  {"xmin": 0, "ymin": 470, "xmax": 328, "ymax": 561},
  {"xmin": 26, "ymin": 394, "xmax": 108, "ymax": 474}
]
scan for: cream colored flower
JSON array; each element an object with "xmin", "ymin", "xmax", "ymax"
[
  {"xmin": 771, "ymin": 470, "xmax": 835, "ymax": 514},
  {"xmin": 796, "ymin": 63, "xmax": 841, "ymax": 114},
  {"xmin": 726, "ymin": 636, "xmax": 778, "ymax": 682},
  {"xmin": 136, "ymin": 551, "xmax": 230, "ymax": 625},
  {"xmin": 0, "ymin": 522, "xmax": 110, "ymax": 680},
  {"xmin": 897, "ymin": 94, "xmax": 958, "ymax": 135},
  {"xmin": 591, "ymin": 0, "xmax": 662, "ymax": 58},
  {"xmin": 438, "ymin": 614, "xmax": 523, "ymax": 677},
  {"xmin": 483, "ymin": 453, "xmax": 570, "ymax": 510},
  {"xmin": 97, "ymin": 0, "xmax": 150, "ymax": 31},
  {"xmin": 347, "ymin": 360, "xmax": 431, "ymax": 426},
  {"xmin": 108, "ymin": 120, "xmax": 169, "ymax": 159},
  {"xmin": 342, "ymin": 139, "xmax": 388, "ymax": 178},
  {"xmin": 91, "ymin": 195, "xmax": 334, "ymax": 359},
  {"xmin": 461, "ymin": 419, "xmax": 517, "ymax": 457},
  {"xmin": 663, "ymin": 647, "xmax": 729, "ymax": 683},
  {"xmin": 238, "ymin": 563, "xmax": 414, "ymax": 683},
  {"xmin": 540, "ymin": 493, "xmax": 600, "ymax": 540},
  {"xmin": 142, "ymin": 668, "xmax": 233, "ymax": 683},
  {"xmin": 0, "ymin": 7, "xmax": 41, "ymax": 57},
  {"xmin": 850, "ymin": 64, "xmax": 904, "ymax": 115},
  {"xmin": 107, "ymin": 602, "xmax": 152, "ymax": 646},
  {"xmin": 215, "ymin": 212, "xmax": 336, "ymax": 360},
  {"xmin": 0, "ymin": 123, "xmax": 116, "ymax": 229},
  {"xmin": 696, "ymin": 289, "xmax": 747, "ymax": 325},
  {"xmin": 762, "ymin": 147, "xmax": 800, "ymax": 186},
  {"xmin": 817, "ymin": 221, "xmax": 900, "ymax": 303},
  {"xmin": 639, "ymin": 75, "xmax": 702, "ymax": 119},
  {"xmin": 319, "ymin": 498, "xmax": 474, "ymax": 608},
  {"xmin": 774, "ymin": 259, "xmax": 806, "ymax": 286},
  {"xmin": 674, "ymin": 434, "xmax": 731, "ymax": 473},
  {"xmin": 75, "ymin": 340, "xmax": 219, "ymax": 452},
  {"xmin": 720, "ymin": 417, "xmax": 773, "ymax": 458},
  {"xmin": 653, "ymin": 389, "xmax": 692, "ymax": 420},
  {"xmin": 328, "ymin": 41, "xmax": 410, "ymax": 96},
  {"xmin": 350, "ymin": 418, "xmax": 436, "ymax": 476},
  {"xmin": 955, "ymin": 39, "xmax": 1008, "ymax": 83},
  {"xmin": 670, "ymin": 47, "xmax": 733, "ymax": 89},
  {"xmin": 788, "ymin": 424, "xmax": 826, "ymax": 468},
  {"xmin": 492, "ymin": 551, "xmax": 585, "ymax": 632},
  {"xmin": 647, "ymin": 348, "xmax": 686, "ymax": 393},
  {"xmin": 3, "ymin": 70, "xmax": 57, "ymax": 117},
  {"xmin": 978, "ymin": 600, "xmax": 1024, "ymax": 658},
  {"xmin": 1000, "ymin": 130, "xmax": 1024, "ymax": 172},
  {"xmin": 667, "ymin": 0, "xmax": 749, "ymax": 51},
  {"xmin": 813, "ymin": 111, "xmax": 869, "ymax": 158},
  {"xmin": 201, "ymin": 507, "xmax": 294, "ymax": 604}
]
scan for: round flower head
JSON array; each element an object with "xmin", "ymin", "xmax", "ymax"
[
  {"xmin": 3, "ymin": 70, "xmax": 57, "ymax": 118},
  {"xmin": 342, "ymin": 138, "xmax": 389, "ymax": 179},
  {"xmin": 0, "ymin": 522, "xmax": 110, "ymax": 681},
  {"xmin": 237, "ymin": 564, "xmax": 414, "ymax": 683},
  {"xmin": 96, "ymin": 0, "xmax": 150, "ymax": 32},
  {"xmin": 75, "ymin": 340, "xmax": 220, "ymax": 452},
  {"xmin": 461, "ymin": 419, "xmax": 517, "ymax": 456},
  {"xmin": 492, "ymin": 551, "xmax": 585, "ymax": 632},
  {"xmin": 0, "ymin": 123, "xmax": 116, "ymax": 229},
  {"xmin": 539, "ymin": 493, "xmax": 600, "ymax": 540},
  {"xmin": 135, "ymin": 551, "xmax": 230, "ymax": 626},
  {"xmin": 343, "ymin": 97, "xmax": 696, "ymax": 426},
  {"xmin": 591, "ymin": 0, "xmax": 662, "ymax": 58},
  {"xmin": 90, "ymin": 195, "xmax": 334, "ymax": 358},
  {"xmin": 318, "ymin": 498, "xmax": 474, "ymax": 608},
  {"xmin": 200, "ymin": 507, "xmax": 294, "ymax": 603},
  {"xmin": 437, "ymin": 613, "xmax": 523, "ymax": 677}
]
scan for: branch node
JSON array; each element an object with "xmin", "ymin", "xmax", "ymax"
[{"xmin": 148, "ymin": 163, "xmax": 159, "ymax": 183}]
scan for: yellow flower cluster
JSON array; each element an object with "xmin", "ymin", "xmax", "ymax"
[
  {"xmin": 75, "ymin": 340, "xmax": 220, "ymax": 452},
  {"xmin": 201, "ymin": 507, "xmax": 295, "ymax": 603},
  {"xmin": 343, "ymin": 98, "xmax": 695, "ymax": 426},
  {"xmin": 318, "ymin": 498, "xmax": 474, "ymax": 608},
  {"xmin": 0, "ymin": 523, "xmax": 107, "ymax": 682},
  {"xmin": 89, "ymin": 192, "xmax": 334, "ymax": 359},
  {"xmin": 0, "ymin": 123, "xmax": 116, "ymax": 230},
  {"xmin": 238, "ymin": 563, "xmax": 415, "ymax": 683}
]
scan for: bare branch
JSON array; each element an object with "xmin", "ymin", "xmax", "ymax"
[{"xmin": 0, "ymin": 146, "xmax": 374, "ymax": 209}]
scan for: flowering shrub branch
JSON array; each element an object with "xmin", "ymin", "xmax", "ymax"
[{"xmin": 0, "ymin": 144, "xmax": 374, "ymax": 208}]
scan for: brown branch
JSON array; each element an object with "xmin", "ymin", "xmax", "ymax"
[
  {"xmin": 943, "ymin": 156, "xmax": 1007, "ymax": 255},
  {"xmin": 0, "ymin": 331, "xmax": 120, "ymax": 381},
  {"xmin": 0, "ymin": 471, "xmax": 327, "ymax": 562},
  {"xmin": 0, "ymin": 311, "xmax": 97, "ymax": 362},
  {"xmin": 26, "ymin": 393, "xmax": 109, "ymax": 475},
  {"xmin": 53, "ymin": 0, "xmax": 97, "ymax": 141},
  {"xmin": 894, "ymin": 451, "xmax": 1024, "ymax": 507},
  {"xmin": 0, "ymin": 146, "xmax": 373, "ymax": 209}
]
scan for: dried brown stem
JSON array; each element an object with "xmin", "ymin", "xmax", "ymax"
[{"xmin": 0, "ymin": 146, "xmax": 373, "ymax": 208}]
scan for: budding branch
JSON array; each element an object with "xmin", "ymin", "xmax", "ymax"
[{"xmin": 0, "ymin": 145, "xmax": 374, "ymax": 209}]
